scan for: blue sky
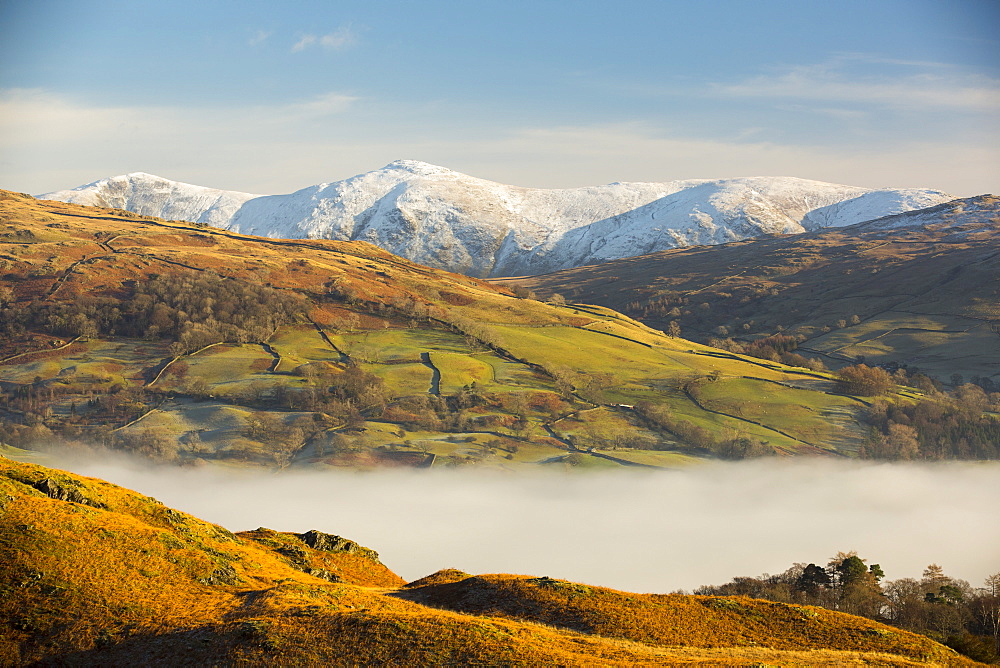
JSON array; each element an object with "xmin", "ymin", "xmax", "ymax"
[{"xmin": 1, "ymin": 0, "xmax": 998, "ymax": 195}]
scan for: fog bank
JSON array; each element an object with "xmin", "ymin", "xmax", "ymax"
[{"xmin": 47, "ymin": 456, "xmax": 1000, "ymax": 593}]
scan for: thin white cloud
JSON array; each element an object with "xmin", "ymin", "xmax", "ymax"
[
  {"xmin": 832, "ymin": 52, "xmax": 957, "ymax": 70},
  {"xmin": 0, "ymin": 88, "xmax": 359, "ymax": 139},
  {"xmin": 773, "ymin": 104, "xmax": 869, "ymax": 120},
  {"xmin": 717, "ymin": 56, "xmax": 1000, "ymax": 112},
  {"xmin": 320, "ymin": 27, "xmax": 357, "ymax": 50},
  {"xmin": 285, "ymin": 91, "xmax": 360, "ymax": 118},
  {"xmin": 453, "ymin": 123, "xmax": 996, "ymax": 193},
  {"xmin": 291, "ymin": 34, "xmax": 316, "ymax": 52},
  {"xmin": 1, "ymin": 91, "xmax": 996, "ymax": 197},
  {"xmin": 292, "ymin": 26, "xmax": 358, "ymax": 53},
  {"xmin": 248, "ymin": 29, "xmax": 271, "ymax": 47}
]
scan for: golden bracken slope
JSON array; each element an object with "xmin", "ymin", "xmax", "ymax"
[{"xmin": 0, "ymin": 458, "xmax": 976, "ymax": 666}]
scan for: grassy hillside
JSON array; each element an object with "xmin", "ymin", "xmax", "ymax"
[
  {"xmin": 505, "ymin": 195, "xmax": 1000, "ymax": 388},
  {"xmin": 0, "ymin": 458, "xmax": 976, "ymax": 666},
  {"xmin": 0, "ymin": 189, "xmax": 985, "ymax": 468}
]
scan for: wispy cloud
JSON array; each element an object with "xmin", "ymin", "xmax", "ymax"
[
  {"xmin": 0, "ymin": 88, "xmax": 358, "ymax": 143},
  {"xmin": 2, "ymin": 91, "xmax": 996, "ymax": 197},
  {"xmin": 0, "ymin": 88, "xmax": 362, "ymax": 192},
  {"xmin": 773, "ymin": 104, "xmax": 869, "ymax": 121},
  {"xmin": 248, "ymin": 29, "xmax": 271, "ymax": 47},
  {"xmin": 452, "ymin": 122, "xmax": 996, "ymax": 192},
  {"xmin": 285, "ymin": 91, "xmax": 360, "ymax": 117},
  {"xmin": 717, "ymin": 54, "xmax": 1000, "ymax": 112},
  {"xmin": 292, "ymin": 25, "xmax": 358, "ymax": 53}
]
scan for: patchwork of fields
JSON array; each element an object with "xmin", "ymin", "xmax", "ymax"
[{"xmin": 3, "ymin": 189, "xmax": 988, "ymax": 470}]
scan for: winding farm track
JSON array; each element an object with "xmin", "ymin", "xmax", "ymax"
[
  {"xmin": 541, "ymin": 423, "xmax": 574, "ymax": 449},
  {"xmin": 145, "ymin": 356, "xmax": 180, "ymax": 386}
]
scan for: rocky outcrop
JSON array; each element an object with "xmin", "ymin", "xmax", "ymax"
[
  {"xmin": 297, "ymin": 529, "xmax": 381, "ymax": 563},
  {"xmin": 30, "ymin": 478, "xmax": 107, "ymax": 509}
]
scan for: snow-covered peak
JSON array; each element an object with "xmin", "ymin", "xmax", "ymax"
[
  {"xmin": 378, "ymin": 159, "xmax": 456, "ymax": 177},
  {"xmin": 41, "ymin": 173, "xmax": 260, "ymax": 227},
  {"xmin": 851, "ymin": 194, "xmax": 997, "ymax": 232},
  {"xmin": 39, "ymin": 165, "xmax": 958, "ymax": 277}
]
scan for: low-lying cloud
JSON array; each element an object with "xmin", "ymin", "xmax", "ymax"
[{"xmin": 46, "ymin": 456, "xmax": 1000, "ymax": 593}]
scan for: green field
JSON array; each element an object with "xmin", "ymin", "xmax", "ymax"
[{"xmin": 0, "ymin": 317, "xmax": 884, "ymax": 467}]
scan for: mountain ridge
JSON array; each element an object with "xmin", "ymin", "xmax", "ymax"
[
  {"xmin": 505, "ymin": 195, "xmax": 1000, "ymax": 385},
  {"xmin": 40, "ymin": 162, "xmax": 955, "ymax": 277}
]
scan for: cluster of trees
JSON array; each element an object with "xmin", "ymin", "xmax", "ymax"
[
  {"xmin": 835, "ymin": 364, "xmax": 895, "ymax": 396},
  {"xmin": 0, "ymin": 380, "xmax": 159, "ymax": 447},
  {"xmin": 963, "ymin": 374, "xmax": 998, "ymax": 394},
  {"xmin": 380, "ymin": 395, "xmax": 481, "ymax": 432},
  {"xmin": 708, "ymin": 334, "xmax": 825, "ymax": 371},
  {"xmin": 625, "ymin": 287, "xmax": 799, "ymax": 343},
  {"xmin": 239, "ymin": 412, "xmax": 336, "ymax": 465},
  {"xmin": 254, "ymin": 364, "xmax": 390, "ymax": 421},
  {"xmin": 540, "ymin": 366, "xmax": 617, "ymax": 404},
  {"xmin": 695, "ymin": 556, "xmax": 1000, "ymax": 664},
  {"xmin": 624, "ymin": 291, "xmax": 686, "ymax": 320},
  {"xmin": 0, "ymin": 417, "xmax": 58, "ymax": 452},
  {"xmin": 377, "ymin": 387, "xmax": 567, "ymax": 437},
  {"xmin": 0, "ymin": 270, "xmax": 306, "ymax": 353},
  {"xmin": 506, "ymin": 285, "xmax": 537, "ymax": 300},
  {"xmin": 862, "ymin": 385, "xmax": 1000, "ymax": 460},
  {"xmin": 826, "ymin": 363, "xmax": 1000, "ymax": 460}
]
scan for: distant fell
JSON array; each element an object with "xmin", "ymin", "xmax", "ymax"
[{"xmin": 40, "ymin": 162, "xmax": 954, "ymax": 277}]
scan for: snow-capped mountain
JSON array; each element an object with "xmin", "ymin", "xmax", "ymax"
[
  {"xmin": 851, "ymin": 194, "xmax": 999, "ymax": 233},
  {"xmin": 44, "ymin": 172, "xmax": 260, "ymax": 229},
  {"xmin": 40, "ymin": 161, "xmax": 955, "ymax": 277}
]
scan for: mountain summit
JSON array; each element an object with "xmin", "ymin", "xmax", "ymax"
[{"xmin": 41, "ymin": 163, "xmax": 954, "ymax": 277}]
